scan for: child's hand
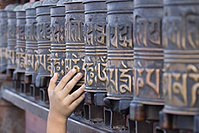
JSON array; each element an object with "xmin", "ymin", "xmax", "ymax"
[{"xmin": 48, "ymin": 69, "xmax": 85, "ymax": 121}]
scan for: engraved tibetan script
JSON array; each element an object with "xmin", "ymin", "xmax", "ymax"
[
  {"xmin": 135, "ymin": 17, "xmax": 161, "ymax": 47},
  {"xmin": 164, "ymin": 65, "xmax": 199, "ymax": 107},
  {"xmin": 108, "ymin": 24, "xmax": 133, "ymax": 48},
  {"xmin": 135, "ymin": 69, "xmax": 161, "ymax": 98},
  {"xmin": 163, "ymin": 15, "xmax": 199, "ymax": 49},
  {"xmin": 51, "ymin": 18, "xmax": 65, "ymax": 44},
  {"xmin": 85, "ymin": 23, "xmax": 106, "ymax": 46},
  {"xmin": 108, "ymin": 61, "xmax": 133, "ymax": 94},
  {"xmin": 37, "ymin": 23, "xmax": 51, "ymax": 41},
  {"xmin": 65, "ymin": 19, "xmax": 84, "ymax": 42}
]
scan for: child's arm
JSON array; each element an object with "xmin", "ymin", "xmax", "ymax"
[{"xmin": 47, "ymin": 69, "xmax": 85, "ymax": 133}]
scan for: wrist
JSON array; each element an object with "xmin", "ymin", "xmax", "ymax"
[{"xmin": 48, "ymin": 111, "xmax": 67, "ymax": 124}]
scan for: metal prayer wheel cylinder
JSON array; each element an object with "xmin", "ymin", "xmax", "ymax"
[
  {"xmin": 130, "ymin": 0, "xmax": 164, "ymax": 122},
  {"xmin": 83, "ymin": 0, "xmax": 107, "ymax": 122},
  {"xmin": 16, "ymin": 3, "xmax": 31, "ymax": 75},
  {"xmin": 160, "ymin": 0, "xmax": 199, "ymax": 131},
  {"xmin": 36, "ymin": 0, "xmax": 59, "ymax": 87},
  {"xmin": 105, "ymin": 0, "xmax": 134, "ymax": 112},
  {"xmin": 25, "ymin": 1, "xmax": 43, "ymax": 99},
  {"xmin": 25, "ymin": 2, "xmax": 40, "ymax": 83},
  {"xmin": 65, "ymin": 1, "xmax": 85, "ymax": 83},
  {"xmin": 64, "ymin": 0, "xmax": 85, "ymax": 117},
  {"xmin": 11, "ymin": 5, "xmax": 23, "ymax": 91},
  {"xmin": 84, "ymin": 0, "xmax": 107, "ymax": 99},
  {"xmin": 104, "ymin": 0, "xmax": 134, "ymax": 130},
  {"xmin": 0, "ymin": 9, "xmax": 7, "ymax": 73},
  {"xmin": 51, "ymin": 0, "xmax": 66, "ymax": 81},
  {"xmin": 14, "ymin": 3, "xmax": 32, "ymax": 93},
  {"xmin": 162, "ymin": 0, "xmax": 199, "ymax": 116},
  {"xmin": 36, "ymin": 0, "xmax": 59, "ymax": 105},
  {"xmin": 0, "ymin": 4, "xmax": 16, "ymax": 73},
  {"xmin": 7, "ymin": 5, "xmax": 18, "ymax": 77}
]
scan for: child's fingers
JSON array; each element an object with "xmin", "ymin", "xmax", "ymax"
[
  {"xmin": 64, "ymin": 84, "xmax": 85, "ymax": 104},
  {"xmin": 69, "ymin": 92, "xmax": 85, "ymax": 110},
  {"xmin": 48, "ymin": 73, "xmax": 59, "ymax": 92},
  {"xmin": 55, "ymin": 69, "xmax": 76, "ymax": 91},
  {"xmin": 61, "ymin": 73, "xmax": 83, "ymax": 97}
]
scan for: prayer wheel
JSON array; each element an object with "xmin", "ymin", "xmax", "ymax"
[
  {"xmin": 25, "ymin": 1, "xmax": 43, "ymax": 99},
  {"xmin": 35, "ymin": 0, "xmax": 59, "ymax": 105},
  {"xmin": 51, "ymin": 0, "xmax": 66, "ymax": 81},
  {"xmin": 130, "ymin": 0, "xmax": 164, "ymax": 122},
  {"xmin": 106, "ymin": 0, "xmax": 134, "ymax": 103},
  {"xmin": 0, "ymin": 4, "xmax": 17, "ymax": 73},
  {"xmin": 160, "ymin": 0, "xmax": 199, "ymax": 132},
  {"xmin": 104, "ymin": 0, "xmax": 134, "ymax": 130},
  {"xmin": 65, "ymin": 1, "xmax": 84, "ymax": 83},
  {"xmin": 7, "ymin": 4, "xmax": 18, "ymax": 78},
  {"xmin": 0, "ymin": 8, "xmax": 7, "ymax": 73},
  {"xmin": 13, "ymin": 3, "xmax": 32, "ymax": 93},
  {"xmin": 83, "ymin": 0, "xmax": 107, "ymax": 122},
  {"xmin": 64, "ymin": 0, "xmax": 85, "ymax": 117}
]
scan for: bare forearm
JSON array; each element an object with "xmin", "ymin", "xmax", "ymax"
[{"xmin": 47, "ymin": 112, "xmax": 67, "ymax": 133}]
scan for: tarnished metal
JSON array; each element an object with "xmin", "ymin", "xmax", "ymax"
[
  {"xmin": 11, "ymin": 5, "xmax": 23, "ymax": 91},
  {"xmin": 25, "ymin": 1, "xmax": 43, "ymax": 99},
  {"xmin": 0, "ymin": 9, "xmax": 7, "ymax": 73},
  {"xmin": 1, "ymin": 0, "xmax": 198, "ymax": 132},
  {"xmin": 64, "ymin": 0, "xmax": 85, "ymax": 117},
  {"xmin": 65, "ymin": 1, "xmax": 84, "ymax": 83},
  {"xmin": 51, "ymin": 0, "xmax": 66, "ymax": 81},
  {"xmin": 0, "ymin": 4, "xmax": 17, "ymax": 73},
  {"xmin": 106, "ymin": 0, "xmax": 134, "ymax": 101},
  {"xmin": 84, "ymin": 0, "xmax": 107, "ymax": 93},
  {"xmin": 104, "ymin": 0, "xmax": 134, "ymax": 130},
  {"xmin": 162, "ymin": 0, "xmax": 199, "ymax": 116},
  {"xmin": 13, "ymin": 3, "xmax": 32, "ymax": 93},
  {"xmin": 7, "ymin": 4, "xmax": 19, "ymax": 78},
  {"xmin": 83, "ymin": 0, "xmax": 107, "ymax": 122},
  {"xmin": 130, "ymin": 0, "xmax": 164, "ymax": 124},
  {"xmin": 16, "ymin": 3, "xmax": 33, "ymax": 80},
  {"xmin": 36, "ymin": 0, "xmax": 59, "ymax": 106},
  {"xmin": 160, "ymin": 0, "xmax": 199, "ymax": 132}
]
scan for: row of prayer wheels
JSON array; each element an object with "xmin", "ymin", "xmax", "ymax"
[{"xmin": 0, "ymin": 0, "xmax": 198, "ymax": 132}]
